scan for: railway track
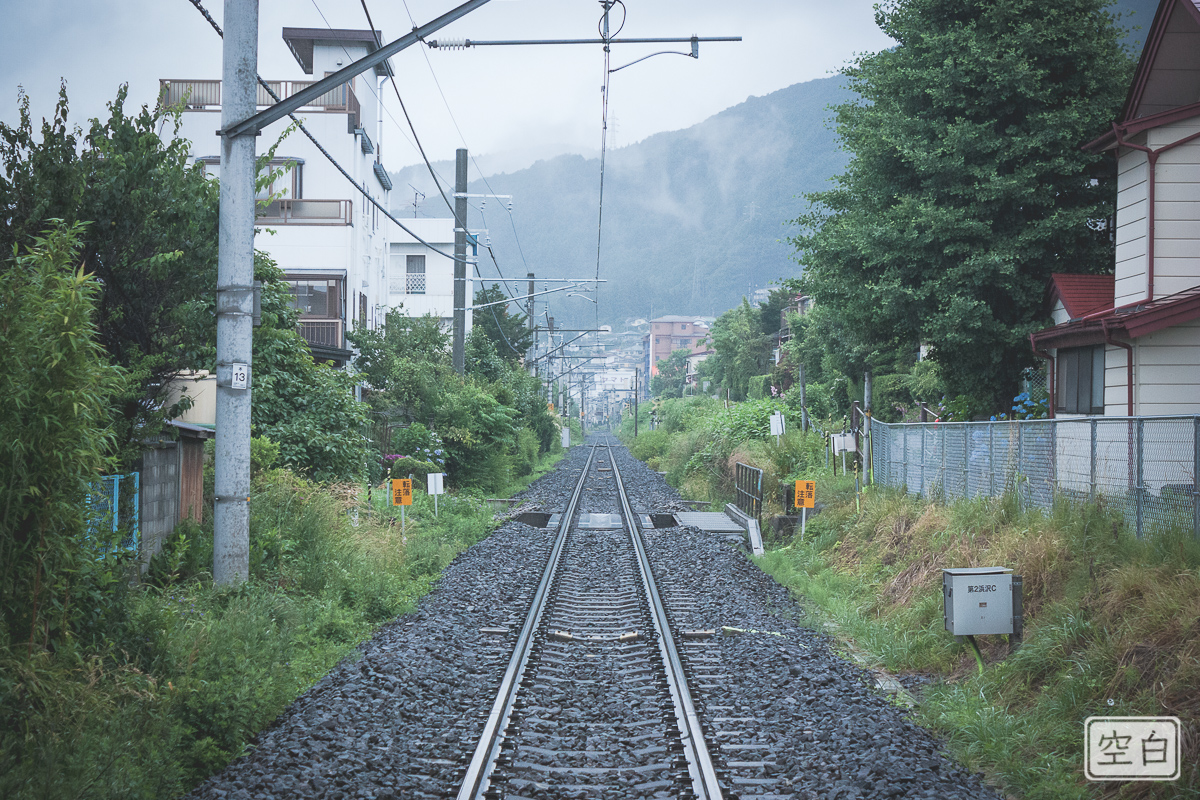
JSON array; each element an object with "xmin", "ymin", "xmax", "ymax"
[
  {"xmin": 456, "ymin": 439, "xmax": 723, "ymax": 800},
  {"xmin": 188, "ymin": 437, "xmax": 1003, "ymax": 800}
]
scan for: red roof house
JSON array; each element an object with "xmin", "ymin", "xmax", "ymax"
[{"xmin": 1030, "ymin": 0, "xmax": 1200, "ymax": 416}]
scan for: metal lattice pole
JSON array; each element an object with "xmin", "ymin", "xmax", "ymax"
[
  {"xmin": 1136, "ymin": 418, "xmax": 1145, "ymax": 539},
  {"xmin": 989, "ymin": 424, "xmax": 996, "ymax": 498},
  {"xmin": 1090, "ymin": 418, "xmax": 1098, "ymax": 503},
  {"xmin": 940, "ymin": 426, "xmax": 946, "ymax": 497},
  {"xmin": 1194, "ymin": 416, "xmax": 1200, "ymax": 539}
]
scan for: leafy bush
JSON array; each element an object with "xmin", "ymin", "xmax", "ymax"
[
  {"xmin": 249, "ymin": 435, "xmax": 279, "ymax": 478},
  {"xmin": 513, "ymin": 427, "xmax": 540, "ymax": 477},
  {"xmin": 0, "ymin": 223, "xmax": 126, "ymax": 652},
  {"xmin": 627, "ymin": 429, "xmax": 672, "ymax": 464},
  {"xmin": 389, "ymin": 423, "xmax": 446, "ymax": 468},
  {"xmin": 747, "ymin": 374, "xmax": 772, "ymax": 400},
  {"xmin": 383, "ymin": 457, "xmax": 441, "ymax": 482},
  {"xmin": 1, "ymin": 465, "xmax": 503, "ymax": 798}
]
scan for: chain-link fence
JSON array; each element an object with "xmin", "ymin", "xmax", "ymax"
[
  {"xmin": 869, "ymin": 416, "xmax": 1200, "ymax": 539},
  {"xmin": 86, "ymin": 472, "xmax": 140, "ymax": 553}
]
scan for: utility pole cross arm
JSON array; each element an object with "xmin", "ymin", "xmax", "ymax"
[{"xmin": 220, "ymin": 0, "xmax": 495, "ymax": 138}]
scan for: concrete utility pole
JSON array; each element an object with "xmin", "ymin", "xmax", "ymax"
[
  {"xmin": 213, "ymin": 0, "xmax": 258, "ymax": 585},
  {"xmin": 208, "ymin": 0, "xmax": 497, "ymax": 584},
  {"xmin": 452, "ymin": 149, "xmax": 468, "ymax": 374}
]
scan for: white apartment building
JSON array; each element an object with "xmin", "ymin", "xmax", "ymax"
[{"xmin": 160, "ymin": 27, "xmax": 466, "ymax": 368}]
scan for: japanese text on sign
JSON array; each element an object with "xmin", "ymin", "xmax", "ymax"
[
  {"xmin": 391, "ymin": 478, "xmax": 413, "ymax": 507},
  {"xmin": 794, "ymin": 480, "xmax": 816, "ymax": 509},
  {"xmin": 230, "ymin": 362, "xmax": 249, "ymax": 390},
  {"xmin": 1085, "ymin": 716, "xmax": 1180, "ymax": 781}
]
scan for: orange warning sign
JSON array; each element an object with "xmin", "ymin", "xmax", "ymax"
[
  {"xmin": 794, "ymin": 480, "xmax": 816, "ymax": 509},
  {"xmin": 391, "ymin": 478, "xmax": 413, "ymax": 506}
]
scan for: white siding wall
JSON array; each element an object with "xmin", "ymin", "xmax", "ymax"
[
  {"xmin": 1133, "ymin": 320, "xmax": 1200, "ymax": 416},
  {"xmin": 1149, "ymin": 117, "xmax": 1200, "ymax": 300},
  {"xmin": 1103, "ymin": 321, "xmax": 1200, "ymax": 416},
  {"xmin": 1115, "ymin": 143, "xmax": 1150, "ymax": 306},
  {"xmin": 384, "ymin": 218, "xmax": 470, "ymax": 331},
  {"xmin": 1102, "ymin": 342, "xmax": 1129, "ymax": 415}
]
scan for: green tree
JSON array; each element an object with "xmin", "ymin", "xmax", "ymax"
[
  {"xmin": 0, "ymin": 86, "xmax": 220, "ymax": 458},
  {"xmin": 473, "ymin": 284, "xmax": 532, "ymax": 361},
  {"xmin": 791, "ymin": 0, "xmax": 1132, "ymax": 410},
  {"xmin": 250, "ymin": 254, "xmax": 371, "ymax": 482},
  {"xmin": 0, "ymin": 224, "xmax": 125, "ymax": 651},
  {"xmin": 465, "ymin": 326, "xmax": 507, "ymax": 383},
  {"xmin": 651, "ymin": 348, "xmax": 690, "ymax": 399},
  {"xmin": 347, "ymin": 307, "xmax": 455, "ymax": 422},
  {"xmin": 700, "ymin": 299, "xmax": 773, "ymax": 400}
]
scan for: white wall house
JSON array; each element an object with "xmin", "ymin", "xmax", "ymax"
[
  {"xmin": 386, "ymin": 217, "xmax": 469, "ymax": 331},
  {"xmin": 160, "ymin": 27, "xmax": 464, "ymax": 369},
  {"xmin": 1031, "ymin": 0, "xmax": 1200, "ymax": 418}
]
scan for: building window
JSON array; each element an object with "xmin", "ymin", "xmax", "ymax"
[
  {"xmin": 359, "ymin": 293, "xmax": 367, "ymax": 326},
  {"xmin": 288, "ymin": 278, "xmax": 341, "ymax": 319},
  {"xmin": 405, "ymin": 255, "xmax": 426, "ymax": 294},
  {"xmin": 1056, "ymin": 345, "xmax": 1105, "ymax": 414},
  {"xmin": 202, "ymin": 157, "xmax": 301, "ymax": 200}
]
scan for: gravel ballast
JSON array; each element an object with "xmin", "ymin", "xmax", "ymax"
[{"xmin": 189, "ymin": 439, "xmax": 1000, "ymax": 800}]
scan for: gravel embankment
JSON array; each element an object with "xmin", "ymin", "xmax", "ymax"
[{"xmin": 189, "ymin": 439, "xmax": 1000, "ymax": 800}]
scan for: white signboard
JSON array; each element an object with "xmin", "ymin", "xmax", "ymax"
[
  {"xmin": 230, "ymin": 362, "xmax": 249, "ymax": 390},
  {"xmin": 769, "ymin": 412, "xmax": 785, "ymax": 437},
  {"xmin": 561, "ymin": 427, "xmax": 570, "ymax": 448},
  {"xmin": 427, "ymin": 472, "xmax": 445, "ymax": 495},
  {"xmin": 831, "ymin": 432, "xmax": 857, "ymax": 454}
]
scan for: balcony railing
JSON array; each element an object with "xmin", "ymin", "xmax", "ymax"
[
  {"xmin": 298, "ymin": 319, "xmax": 343, "ymax": 349},
  {"xmin": 405, "ymin": 273, "xmax": 427, "ymax": 294},
  {"xmin": 159, "ymin": 79, "xmax": 361, "ymax": 128},
  {"xmin": 257, "ymin": 198, "xmax": 352, "ymax": 226}
]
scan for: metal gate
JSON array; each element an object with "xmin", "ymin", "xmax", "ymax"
[{"xmin": 734, "ymin": 462, "xmax": 763, "ymax": 523}]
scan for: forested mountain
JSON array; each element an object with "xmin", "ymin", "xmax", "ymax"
[
  {"xmin": 389, "ymin": 0, "xmax": 1155, "ymax": 330},
  {"xmin": 392, "ymin": 76, "xmax": 852, "ymax": 329}
]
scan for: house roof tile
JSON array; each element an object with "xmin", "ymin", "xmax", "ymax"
[
  {"xmin": 1049, "ymin": 273, "xmax": 1115, "ymax": 318},
  {"xmin": 1032, "ymin": 283, "xmax": 1200, "ymax": 349}
]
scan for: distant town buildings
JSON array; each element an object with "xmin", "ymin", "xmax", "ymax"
[{"xmin": 643, "ymin": 315, "xmax": 714, "ymax": 378}]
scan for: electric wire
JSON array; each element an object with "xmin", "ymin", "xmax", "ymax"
[
  {"xmin": 353, "ymin": 0, "xmax": 524, "ymax": 356},
  {"xmin": 182, "ymin": 0, "xmax": 470, "ymax": 266},
  {"xmin": 303, "ymin": 0, "xmax": 429, "ymax": 167},
  {"xmin": 592, "ymin": 1, "xmax": 625, "ymax": 333},
  {"xmin": 397, "ymin": 0, "xmax": 543, "ymax": 296},
  {"xmin": 358, "ymin": 0, "xmax": 540, "ymax": 326}
]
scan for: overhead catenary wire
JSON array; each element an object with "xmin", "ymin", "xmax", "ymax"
[
  {"xmin": 592, "ymin": 1, "xmax": 625, "ymax": 333},
  {"xmin": 397, "ymin": 0, "xmax": 544, "ymax": 299},
  {"xmin": 303, "ymin": 0, "xmax": 428, "ymax": 165},
  {"xmin": 183, "ymin": 0, "xmax": 473, "ymax": 267},
  {"xmin": 354, "ymin": 0, "xmax": 525, "ymax": 357}
]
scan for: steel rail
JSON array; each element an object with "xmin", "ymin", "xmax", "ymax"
[
  {"xmin": 608, "ymin": 438, "xmax": 724, "ymax": 799},
  {"xmin": 455, "ymin": 443, "xmax": 600, "ymax": 800}
]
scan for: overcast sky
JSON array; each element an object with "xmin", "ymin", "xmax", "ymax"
[{"xmin": 0, "ymin": 0, "xmax": 894, "ymax": 170}]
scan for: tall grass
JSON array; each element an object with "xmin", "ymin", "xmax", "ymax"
[
  {"xmin": 756, "ymin": 483, "xmax": 1200, "ymax": 798},
  {"xmin": 0, "ymin": 468, "xmax": 501, "ymax": 799},
  {"xmin": 619, "ymin": 400, "xmax": 1199, "ymax": 798}
]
